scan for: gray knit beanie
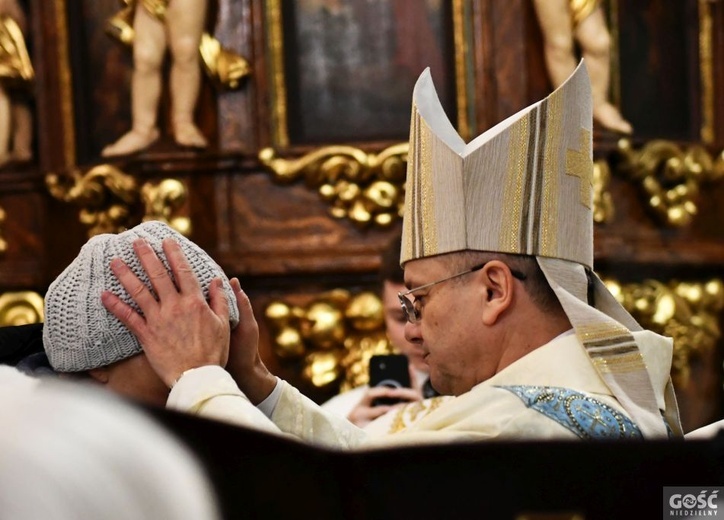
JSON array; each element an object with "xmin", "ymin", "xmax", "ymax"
[{"xmin": 43, "ymin": 221, "xmax": 240, "ymax": 372}]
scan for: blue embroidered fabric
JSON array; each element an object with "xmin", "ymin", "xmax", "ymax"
[{"xmin": 498, "ymin": 385, "xmax": 643, "ymax": 440}]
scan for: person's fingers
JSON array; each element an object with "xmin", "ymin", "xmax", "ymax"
[
  {"xmin": 132, "ymin": 238, "xmax": 179, "ymax": 297},
  {"xmin": 231, "ymin": 278, "xmax": 258, "ymax": 328},
  {"xmin": 383, "ymin": 387, "xmax": 422, "ymax": 402},
  {"xmin": 208, "ymin": 278, "xmax": 230, "ymax": 322},
  {"xmin": 109, "ymin": 257, "xmax": 158, "ymax": 314},
  {"xmin": 365, "ymin": 386, "xmax": 421, "ymax": 403},
  {"xmin": 162, "ymin": 238, "xmax": 202, "ymax": 294},
  {"xmin": 100, "ymin": 290, "xmax": 147, "ymax": 341}
]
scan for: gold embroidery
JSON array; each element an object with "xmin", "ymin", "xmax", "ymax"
[
  {"xmin": 540, "ymin": 88, "xmax": 562, "ymax": 256},
  {"xmin": 576, "ymin": 322, "xmax": 630, "ymax": 341},
  {"xmin": 388, "ymin": 396, "xmax": 448, "ymax": 434},
  {"xmin": 419, "ymin": 120, "xmax": 436, "ymax": 257},
  {"xmin": 591, "ymin": 352, "xmax": 647, "ymax": 374},
  {"xmin": 565, "ymin": 129, "xmax": 593, "ymax": 208},
  {"xmin": 500, "ymin": 118, "xmax": 529, "ymax": 252}
]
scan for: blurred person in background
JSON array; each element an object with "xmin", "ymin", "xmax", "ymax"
[
  {"xmin": 321, "ymin": 232, "xmax": 439, "ymax": 428},
  {"xmin": 0, "ymin": 366, "xmax": 221, "ymax": 520}
]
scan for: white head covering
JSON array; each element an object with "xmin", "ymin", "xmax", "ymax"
[
  {"xmin": 44, "ymin": 220, "xmax": 239, "ymax": 372},
  {"xmin": 0, "ymin": 378, "xmax": 220, "ymax": 520},
  {"xmin": 401, "ymin": 61, "xmax": 682, "ymax": 438}
]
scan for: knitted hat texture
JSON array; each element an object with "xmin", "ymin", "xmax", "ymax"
[{"xmin": 43, "ymin": 221, "xmax": 239, "ymax": 372}]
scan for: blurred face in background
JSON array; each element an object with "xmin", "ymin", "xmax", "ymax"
[{"xmin": 382, "ymin": 280, "xmax": 428, "ymax": 373}]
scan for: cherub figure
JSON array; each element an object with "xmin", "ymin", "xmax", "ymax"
[
  {"xmin": 533, "ymin": 0, "xmax": 633, "ymax": 135},
  {"xmin": 102, "ymin": 0, "xmax": 209, "ymax": 157}
]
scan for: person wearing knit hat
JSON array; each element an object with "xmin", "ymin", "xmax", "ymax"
[
  {"xmin": 102, "ymin": 61, "xmax": 682, "ymax": 445},
  {"xmin": 40, "ymin": 220, "xmax": 240, "ymax": 407}
]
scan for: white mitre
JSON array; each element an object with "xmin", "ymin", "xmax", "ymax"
[{"xmin": 401, "ymin": 61, "xmax": 682, "ymax": 438}]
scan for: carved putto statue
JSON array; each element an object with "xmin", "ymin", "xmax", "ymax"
[
  {"xmin": 102, "ymin": 0, "xmax": 251, "ymax": 157},
  {"xmin": 533, "ymin": 0, "xmax": 633, "ymax": 135}
]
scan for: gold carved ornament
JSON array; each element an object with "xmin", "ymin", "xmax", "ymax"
[
  {"xmin": 141, "ymin": 179, "xmax": 191, "ymax": 236},
  {"xmin": 46, "ymin": 165, "xmax": 190, "ymax": 237},
  {"xmin": 592, "ymin": 159, "xmax": 614, "ymax": 224},
  {"xmin": 615, "ymin": 139, "xmax": 724, "ymax": 226},
  {"xmin": 0, "ymin": 14, "xmax": 34, "ymax": 85},
  {"xmin": 46, "ymin": 164, "xmax": 138, "ymax": 237},
  {"xmin": 106, "ymin": 0, "xmax": 251, "ymax": 90},
  {"xmin": 0, "ymin": 291, "xmax": 44, "ymax": 326},
  {"xmin": 265, "ymin": 289, "xmax": 395, "ymax": 391},
  {"xmin": 604, "ymin": 277, "xmax": 724, "ymax": 388},
  {"xmin": 259, "ymin": 144, "xmax": 408, "ymax": 228}
]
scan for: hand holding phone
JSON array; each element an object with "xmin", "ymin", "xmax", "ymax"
[{"xmin": 368, "ymin": 354, "xmax": 411, "ymax": 406}]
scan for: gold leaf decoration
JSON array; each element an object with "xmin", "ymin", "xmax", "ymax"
[
  {"xmin": 46, "ymin": 164, "xmax": 138, "ymax": 237},
  {"xmin": 265, "ymin": 289, "xmax": 394, "ymax": 390},
  {"xmin": 259, "ymin": 143, "xmax": 408, "ymax": 228},
  {"xmin": 615, "ymin": 139, "xmax": 723, "ymax": 226},
  {"xmin": 0, "ymin": 291, "xmax": 44, "ymax": 326},
  {"xmin": 604, "ymin": 277, "xmax": 724, "ymax": 387}
]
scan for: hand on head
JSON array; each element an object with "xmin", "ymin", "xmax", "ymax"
[
  {"xmin": 226, "ymin": 278, "xmax": 277, "ymax": 404},
  {"xmin": 101, "ymin": 237, "xmax": 231, "ymax": 387}
]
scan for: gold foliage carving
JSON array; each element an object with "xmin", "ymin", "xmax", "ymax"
[
  {"xmin": 46, "ymin": 164, "xmax": 137, "ymax": 236},
  {"xmin": 47, "ymin": 166, "xmax": 191, "ymax": 237},
  {"xmin": 592, "ymin": 159, "xmax": 614, "ymax": 224},
  {"xmin": 259, "ymin": 144, "xmax": 408, "ymax": 228},
  {"xmin": 265, "ymin": 289, "xmax": 395, "ymax": 391},
  {"xmin": 605, "ymin": 277, "xmax": 724, "ymax": 388},
  {"xmin": 615, "ymin": 139, "xmax": 724, "ymax": 226},
  {"xmin": 0, "ymin": 291, "xmax": 44, "ymax": 326},
  {"xmin": 141, "ymin": 179, "xmax": 191, "ymax": 236}
]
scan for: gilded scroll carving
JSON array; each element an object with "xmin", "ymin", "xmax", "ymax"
[
  {"xmin": 0, "ymin": 290, "xmax": 44, "ymax": 326},
  {"xmin": 141, "ymin": 179, "xmax": 191, "ymax": 236},
  {"xmin": 259, "ymin": 144, "xmax": 408, "ymax": 228},
  {"xmin": 265, "ymin": 290, "xmax": 394, "ymax": 391},
  {"xmin": 605, "ymin": 277, "xmax": 724, "ymax": 387},
  {"xmin": 46, "ymin": 165, "xmax": 138, "ymax": 236},
  {"xmin": 615, "ymin": 139, "xmax": 724, "ymax": 226},
  {"xmin": 47, "ymin": 166, "xmax": 190, "ymax": 237}
]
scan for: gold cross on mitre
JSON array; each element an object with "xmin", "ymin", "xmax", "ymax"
[{"xmin": 565, "ymin": 128, "xmax": 593, "ymax": 209}]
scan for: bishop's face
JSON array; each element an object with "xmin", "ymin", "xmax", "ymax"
[
  {"xmin": 382, "ymin": 280, "xmax": 427, "ymax": 373},
  {"xmin": 402, "ymin": 255, "xmax": 500, "ymax": 396}
]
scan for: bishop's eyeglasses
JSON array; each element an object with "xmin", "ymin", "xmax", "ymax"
[{"xmin": 398, "ymin": 262, "xmax": 527, "ymax": 324}]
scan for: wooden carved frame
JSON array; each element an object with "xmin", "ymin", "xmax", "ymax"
[{"xmin": 263, "ymin": 0, "xmax": 474, "ymax": 149}]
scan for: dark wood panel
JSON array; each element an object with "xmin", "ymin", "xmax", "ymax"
[{"xmin": 213, "ymin": 171, "xmax": 400, "ymax": 276}]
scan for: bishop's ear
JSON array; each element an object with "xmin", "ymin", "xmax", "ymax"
[{"xmin": 480, "ymin": 261, "xmax": 516, "ymax": 325}]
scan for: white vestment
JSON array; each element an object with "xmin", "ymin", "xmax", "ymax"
[{"xmin": 167, "ymin": 330, "xmax": 676, "ymax": 449}]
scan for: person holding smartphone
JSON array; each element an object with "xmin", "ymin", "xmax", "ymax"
[{"xmin": 320, "ymin": 233, "xmax": 440, "ymax": 428}]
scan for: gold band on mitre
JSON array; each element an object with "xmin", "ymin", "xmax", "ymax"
[
  {"xmin": 402, "ymin": 62, "xmax": 593, "ymax": 269},
  {"xmin": 400, "ymin": 61, "xmax": 681, "ymax": 438}
]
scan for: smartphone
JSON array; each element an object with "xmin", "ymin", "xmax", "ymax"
[{"xmin": 368, "ymin": 354, "xmax": 411, "ymax": 406}]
